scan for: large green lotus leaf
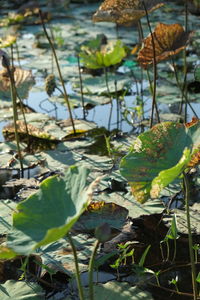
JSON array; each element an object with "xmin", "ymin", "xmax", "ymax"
[
  {"xmin": 84, "ymin": 281, "xmax": 153, "ymax": 300},
  {"xmin": 0, "ymin": 280, "xmax": 44, "ymax": 300},
  {"xmin": 120, "ymin": 121, "xmax": 200, "ymax": 203},
  {"xmin": 6, "ymin": 166, "xmax": 90, "ymax": 255}
]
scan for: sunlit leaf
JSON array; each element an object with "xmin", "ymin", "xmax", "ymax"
[
  {"xmin": 0, "ymin": 35, "xmax": 17, "ymax": 48},
  {"xmin": 137, "ymin": 23, "xmax": 192, "ymax": 69},
  {"xmin": 0, "ymin": 280, "xmax": 44, "ymax": 300},
  {"xmin": 93, "ymin": 0, "xmax": 164, "ymax": 25},
  {"xmin": 80, "ymin": 40, "xmax": 126, "ymax": 69},
  {"xmin": 120, "ymin": 121, "xmax": 200, "ymax": 203},
  {"xmin": 84, "ymin": 281, "xmax": 153, "ymax": 299}
]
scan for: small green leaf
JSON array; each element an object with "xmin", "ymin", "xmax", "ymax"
[{"xmin": 165, "ymin": 215, "xmax": 179, "ymax": 240}]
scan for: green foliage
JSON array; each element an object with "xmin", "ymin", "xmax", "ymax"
[
  {"xmin": 120, "ymin": 121, "xmax": 200, "ymax": 203},
  {"xmin": 79, "ymin": 40, "xmax": 127, "ymax": 69}
]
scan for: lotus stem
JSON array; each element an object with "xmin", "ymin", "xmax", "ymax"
[
  {"xmin": 104, "ymin": 67, "xmax": 113, "ymax": 130},
  {"xmin": 1, "ymin": 51, "xmax": 24, "ymax": 176},
  {"xmin": 172, "ymin": 59, "xmax": 198, "ymax": 119},
  {"xmin": 67, "ymin": 233, "xmax": 85, "ymax": 300},
  {"xmin": 88, "ymin": 240, "xmax": 100, "ymax": 300},
  {"xmin": 138, "ymin": 13, "xmax": 160, "ymax": 127},
  {"xmin": 77, "ymin": 54, "xmax": 86, "ymax": 119},
  {"xmin": 39, "ymin": 9, "xmax": 76, "ymax": 135},
  {"xmin": 183, "ymin": 171, "xmax": 198, "ymax": 300}
]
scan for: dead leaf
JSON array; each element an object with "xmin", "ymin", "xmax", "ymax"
[
  {"xmin": 137, "ymin": 23, "xmax": 192, "ymax": 68},
  {"xmin": 93, "ymin": 0, "xmax": 164, "ymax": 25}
]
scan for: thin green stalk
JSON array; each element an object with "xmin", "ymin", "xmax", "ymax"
[
  {"xmin": 183, "ymin": 0, "xmax": 188, "ymax": 122},
  {"xmin": 172, "ymin": 239, "xmax": 177, "ymax": 263},
  {"xmin": 67, "ymin": 233, "xmax": 85, "ymax": 300},
  {"xmin": 77, "ymin": 54, "xmax": 86, "ymax": 119},
  {"xmin": 104, "ymin": 67, "xmax": 113, "ymax": 130},
  {"xmin": 183, "ymin": 171, "xmax": 198, "ymax": 300},
  {"xmin": 88, "ymin": 240, "xmax": 100, "ymax": 300},
  {"xmin": 15, "ymin": 41, "xmax": 21, "ymax": 67},
  {"xmin": 39, "ymin": 9, "xmax": 76, "ymax": 135},
  {"xmin": 142, "ymin": 1, "xmax": 160, "ymax": 127},
  {"xmin": 172, "ymin": 59, "xmax": 198, "ymax": 118}
]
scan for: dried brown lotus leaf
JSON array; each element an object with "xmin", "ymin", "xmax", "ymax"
[
  {"xmin": 3, "ymin": 121, "xmax": 53, "ymax": 140},
  {"xmin": 93, "ymin": 0, "xmax": 164, "ymax": 25},
  {"xmin": 137, "ymin": 23, "xmax": 192, "ymax": 69},
  {"xmin": 0, "ymin": 67, "xmax": 35, "ymax": 99},
  {"xmin": 188, "ymin": 148, "xmax": 200, "ymax": 168}
]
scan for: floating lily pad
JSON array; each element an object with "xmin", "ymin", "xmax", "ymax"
[
  {"xmin": 0, "ymin": 200, "xmax": 16, "ymax": 235},
  {"xmin": 84, "ymin": 281, "xmax": 153, "ymax": 300},
  {"xmin": 72, "ymin": 73, "xmax": 131, "ymax": 96},
  {"xmin": 3, "ymin": 113, "xmax": 96, "ymax": 143},
  {"xmin": 40, "ymin": 234, "xmax": 96, "ymax": 277},
  {"xmin": 73, "ymin": 202, "xmax": 128, "ymax": 233},
  {"xmin": 0, "ymin": 280, "xmax": 44, "ymax": 300},
  {"xmin": 49, "ymin": 93, "xmax": 110, "ymax": 108}
]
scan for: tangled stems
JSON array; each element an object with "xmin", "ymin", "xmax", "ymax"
[
  {"xmin": 39, "ymin": 9, "xmax": 76, "ymax": 135},
  {"xmin": 183, "ymin": 171, "xmax": 198, "ymax": 300}
]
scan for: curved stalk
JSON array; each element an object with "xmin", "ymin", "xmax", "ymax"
[
  {"xmin": 77, "ymin": 54, "xmax": 86, "ymax": 119},
  {"xmin": 39, "ymin": 9, "xmax": 76, "ymax": 135},
  {"xmin": 104, "ymin": 67, "xmax": 113, "ymax": 130},
  {"xmin": 172, "ymin": 59, "xmax": 198, "ymax": 119},
  {"xmin": 67, "ymin": 233, "xmax": 85, "ymax": 300},
  {"xmin": 183, "ymin": 171, "xmax": 198, "ymax": 300},
  {"xmin": 88, "ymin": 240, "xmax": 100, "ymax": 300}
]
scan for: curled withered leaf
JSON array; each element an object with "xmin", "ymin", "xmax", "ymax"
[
  {"xmin": 185, "ymin": 117, "xmax": 199, "ymax": 128},
  {"xmin": 188, "ymin": 148, "xmax": 200, "ymax": 168},
  {"xmin": 93, "ymin": 0, "xmax": 164, "ymax": 25},
  {"xmin": 137, "ymin": 23, "xmax": 192, "ymax": 69},
  {"xmin": 0, "ymin": 67, "xmax": 35, "ymax": 99}
]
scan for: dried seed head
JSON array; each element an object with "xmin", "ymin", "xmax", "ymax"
[{"xmin": 45, "ymin": 74, "xmax": 56, "ymax": 96}]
